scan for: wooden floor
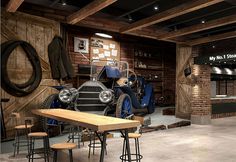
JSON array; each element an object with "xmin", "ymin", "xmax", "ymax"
[{"xmin": 1, "ymin": 116, "xmax": 236, "ymax": 162}]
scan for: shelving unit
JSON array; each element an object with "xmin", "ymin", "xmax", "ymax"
[{"xmin": 133, "ymin": 48, "xmax": 164, "ymax": 103}]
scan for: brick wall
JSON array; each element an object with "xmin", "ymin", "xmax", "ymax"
[
  {"xmin": 163, "ymin": 49, "xmax": 176, "ymax": 105},
  {"xmin": 192, "ymin": 38, "xmax": 236, "ymax": 120},
  {"xmin": 191, "ymin": 65, "xmax": 212, "ymax": 116},
  {"xmin": 66, "ymin": 26, "xmax": 176, "ymax": 103}
]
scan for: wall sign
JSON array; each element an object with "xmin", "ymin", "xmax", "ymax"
[
  {"xmin": 194, "ymin": 52, "xmax": 236, "ymax": 65},
  {"xmin": 209, "ymin": 53, "xmax": 236, "ymax": 62}
]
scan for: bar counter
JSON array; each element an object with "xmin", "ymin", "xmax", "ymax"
[{"xmin": 211, "ymin": 96, "xmax": 236, "ymax": 116}]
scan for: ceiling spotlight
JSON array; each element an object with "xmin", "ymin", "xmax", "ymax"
[
  {"xmin": 174, "ymin": 26, "xmax": 177, "ymax": 31},
  {"xmin": 128, "ymin": 15, "xmax": 133, "ymax": 22},
  {"xmin": 95, "ymin": 33, "xmax": 112, "ymax": 38},
  {"xmin": 154, "ymin": 5, "xmax": 159, "ymax": 11},
  {"xmin": 62, "ymin": 0, "xmax": 66, "ymax": 6},
  {"xmin": 212, "ymin": 45, "xmax": 215, "ymax": 48},
  {"xmin": 201, "ymin": 19, "xmax": 206, "ymax": 24}
]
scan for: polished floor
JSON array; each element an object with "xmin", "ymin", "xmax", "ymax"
[{"xmin": 0, "ymin": 115, "xmax": 236, "ymax": 162}]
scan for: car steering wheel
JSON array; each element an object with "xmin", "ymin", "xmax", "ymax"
[{"xmin": 127, "ymin": 69, "xmax": 137, "ymax": 87}]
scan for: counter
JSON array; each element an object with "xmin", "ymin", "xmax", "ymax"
[{"xmin": 211, "ymin": 96, "xmax": 236, "ymax": 117}]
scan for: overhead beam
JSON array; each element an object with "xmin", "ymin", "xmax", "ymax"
[
  {"xmin": 6, "ymin": 0, "xmax": 24, "ymax": 12},
  {"xmin": 67, "ymin": 0, "xmax": 117, "ymax": 25},
  {"xmin": 77, "ymin": 14, "xmax": 182, "ymax": 43},
  {"xmin": 120, "ymin": 0, "xmax": 224, "ymax": 33},
  {"xmin": 187, "ymin": 31, "xmax": 236, "ymax": 46},
  {"xmin": 117, "ymin": 0, "xmax": 159, "ymax": 18},
  {"xmin": 159, "ymin": 14, "xmax": 236, "ymax": 40}
]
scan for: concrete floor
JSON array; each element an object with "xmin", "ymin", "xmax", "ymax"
[{"xmin": 1, "ymin": 112, "xmax": 236, "ymax": 162}]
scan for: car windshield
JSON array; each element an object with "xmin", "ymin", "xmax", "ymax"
[{"xmin": 90, "ymin": 59, "xmax": 129, "ymax": 80}]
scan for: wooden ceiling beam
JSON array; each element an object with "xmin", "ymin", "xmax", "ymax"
[
  {"xmin": 78, "ymin": 15, "xmax": 181, "ymax": 43},
  {"xmin": 120, "ymin": 0, "xmax": 224, "ymax": 33},
  {"xmin": 159, "ymin": 14, "xmax": 236, "ymax": 40},
  {"xmin": 187, "ymin": 31, "xmax": 236, "ymax": 46},
  {"xmin": 6, "ymin": 0, "xmax": 24, "ymax": 12},
  {"xmin": 67, "ymin": 0, "xmax": 117, "ymax": 25}
]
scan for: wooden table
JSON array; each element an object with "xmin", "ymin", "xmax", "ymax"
[{"xmin": 32, "ymin": 109, "xmax": 140, "ymax": 162}]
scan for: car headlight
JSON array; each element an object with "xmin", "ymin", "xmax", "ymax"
[
  {"xmin": 59, "ymin": 88, "xmax": 78, "ymax": 103},
  {"xmin": 99, "ymin": 90, "xmax": 113, "ymax": 103}
]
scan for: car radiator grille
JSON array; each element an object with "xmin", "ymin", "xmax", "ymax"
[{"xmin": 75, "ymin": 86, "xmax": 106, "ymax": 111}]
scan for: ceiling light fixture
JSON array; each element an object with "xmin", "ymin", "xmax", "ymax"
[
  {"xmin": 212, "ymin": 67, "xmax": 222, "ymax": 74},
  {"xmin": 154, "ymin": 5, "xmax": 159, "ymax": 11},
  {"xmin": 212, "ymin": 45, "xmax": 215, "ymax": 48},
  {"xmin": 62, "ymin": 0, "xmax": 67, "ymax": 6},
  {"xmin": 201, "ymin": 19, "xmax": 206, "ymax": 24},
  {"xmin": 95, "ymin": 33, "xmax": 113, "ymax": 39},
  {"xmin": 128, "ymin": 15, "xmax": 133, "ymax": 22},
  {"xmin": 225, "ymin": 68, "xmax": 233, "ymax": 75}
]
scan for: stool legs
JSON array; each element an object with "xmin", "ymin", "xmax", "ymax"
[
  {"xmin": 28, "ymin": 136, "xmax": 49, "ymax": 162},
  {"xmin": 69, "ymin": 149, "xmax": 73, "ymax": 162},
  {"xmin": 53, "ymin": 149, "xmax": 73, "ymax": 162},
  {"xmin": 88, "ymin": 131, "xmax": 107, "ymax": 158},
  {"xmin": 13, "ymin": 130, "xmax": 17, "ymax": 156},
  {"xmin": 53, "ymin": 150, "xmax": 57, "ymax": 162},
  {"xmin": 120, "ymin": 136, "xmax": 142, "ymax": 162}
]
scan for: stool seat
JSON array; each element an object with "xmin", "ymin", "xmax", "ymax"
[
  {"xmin": 15, "ymin": 124, "xmax": 33, "ymax": 129},
  {"xmin": 128, "ymin": 133, "xmax": 141, "ymax": 138},
  {"xmin": 28, "ymin": 132, "xmax": 48, "ymax": 137},
  {"xmin": 51, "ymin": 143, "xmax": 77, "ymax": 150}
]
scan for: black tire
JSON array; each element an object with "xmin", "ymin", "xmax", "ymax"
[
  {"xmin": 40, "ymin": 94, "xmax": 59, "ymax": 108},
  {"xmin": 115, "ymin": 94, "xmax": 132, "ymax": 118},
  {"xmin": 1, "ymin": 40, "xmax": 42, "ymax": 97}
]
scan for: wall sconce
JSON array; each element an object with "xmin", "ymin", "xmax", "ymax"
[{"xmin": 184, "ymin": 66, "xmax": 192, "ymax": 77}]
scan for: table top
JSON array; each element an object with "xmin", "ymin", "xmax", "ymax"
[{"xmin": 32, "ymin": 109, "xmax": 140, "ymax": 131}]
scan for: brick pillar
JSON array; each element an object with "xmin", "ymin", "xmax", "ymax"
[{"xmin": 191, "ymin": 64, "xmax": 212, "ymax": 125}]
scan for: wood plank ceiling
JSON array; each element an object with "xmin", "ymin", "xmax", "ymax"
[{"xmin": 2, "ymin": 0, "xmax": 236, "ymax": 46}]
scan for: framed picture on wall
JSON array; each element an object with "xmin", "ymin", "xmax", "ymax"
[{"xmin": 74, "ymin": 37, "xmax": 89, "ymax": 53}]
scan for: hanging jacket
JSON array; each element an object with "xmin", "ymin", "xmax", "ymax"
[{"xmin": 48, "ymin": 36, "xmax": 74, "ymax": 80}]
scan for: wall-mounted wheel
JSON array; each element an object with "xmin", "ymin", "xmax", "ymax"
[{"xmin": 116, "ymin": 94, "xmax": 132, "ymax": 118}]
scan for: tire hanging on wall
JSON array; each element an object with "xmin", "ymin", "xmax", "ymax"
[{"xmin": 1, "ymin": 40, "xmax": 42, "ymax": 97}]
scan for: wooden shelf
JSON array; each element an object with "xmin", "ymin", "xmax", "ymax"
[
  {"xmin": 134, "ymin": 67, "xmax": 163, "ymax": 71},
  {"xmin": 135, "ymin": 56, "xmax": 161, "ymax": 60},
  {"xmin": 146, "ymin": 80, "xmax": 162, "ymax": 82}
]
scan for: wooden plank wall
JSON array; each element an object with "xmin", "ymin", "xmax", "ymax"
[
  {"xmin": 1, "ymin": 10, "xmax": 60, "ymax": 138},
  {"xmin": 175, "ymin": 45, "xmax": 193, "ymax": 119}
]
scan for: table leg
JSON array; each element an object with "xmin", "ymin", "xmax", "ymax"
[
  {"xmin": 99, "ymin": 131, "xmax": 107, "ymax": 162},
  {"xmin": 124, "ymin": 129, "xmax": 131, "ymax": 162}
]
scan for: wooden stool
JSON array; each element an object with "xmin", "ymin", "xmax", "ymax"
[
  {"xmin": 28, "ymin": 132, "xmax": 50, "ymax": 162},
  {"xmin": 120, "ymin": 133, "xmax": 143, "ymax": 162},
  {"xmin": 51, "ymin": 142, "xmax": 77, "ymax": 162},
  {"xmin": 11, "ymin": 113, "xmax": 33, "ymax": 157}
]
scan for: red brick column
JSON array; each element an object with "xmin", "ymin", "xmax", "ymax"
[{"xmin": 191, "ymin": 64, "xmax": 212, "ymax": 124}]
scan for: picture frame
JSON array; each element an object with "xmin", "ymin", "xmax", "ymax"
[{"xmin": 74, "ymin": 37, "xmax": 89, "ymax": 53}]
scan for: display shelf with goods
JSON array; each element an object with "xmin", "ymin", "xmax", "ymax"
[{"xmin": 134, "ymin": 48, "xmax": 164, "ymax": 104}]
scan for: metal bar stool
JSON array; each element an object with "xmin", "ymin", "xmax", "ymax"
[
  {"xmin": 11, "ymin": 113, "xmax": 33, "ymax": 157},
  {"xmin": 26, "ymin": 120, "xmax": 50, "ymax": 162},
  {"xmin": 120, "ymin": 133, "xmax": 143, "ymax": 162},
  {"xmin": 88, "ymin": 131, "xmax": 107, "ymax": 158},
  {"xmin": 51, "ymin": 142, "xmax": 77, "ymax": 162},
  {"xmin": 67, "ymin": 126, "xmax": 85, "ymax": 148}
]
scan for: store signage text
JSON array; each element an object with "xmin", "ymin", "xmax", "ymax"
[{"xmin": 209, "ymin": 53, "xmax": 236, "ymax": 62}]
